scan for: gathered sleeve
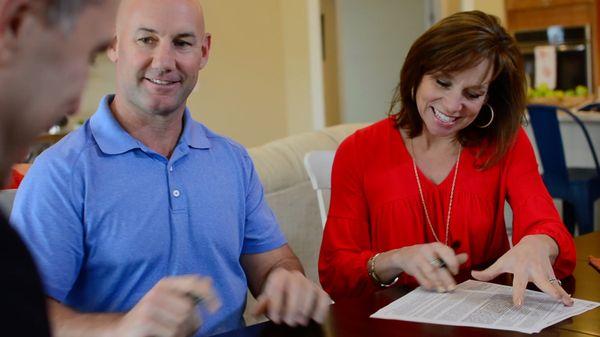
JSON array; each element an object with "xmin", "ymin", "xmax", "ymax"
[
  {"xmin": 318, "ymin": 134, "xmax": 378, "ymax": 300},
  {"xmin": 505, "ymin": 129, "xmax": 576, "ymax": 279}
]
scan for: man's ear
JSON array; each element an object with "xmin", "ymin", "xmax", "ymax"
[
  {"xmin": 107, "ymin": 36, "xmax": 118, "ymax": 63},
  {"xmin": 199, "ymin": 32, "xmax": 211, "ymax": 69},
  {"xmin": 0, "ymin": 0, "xmax": 29, "ymax": 65}
]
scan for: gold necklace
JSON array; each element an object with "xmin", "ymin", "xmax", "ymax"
[{"xmin": 410, "ymin": 139, "xmax": 461, "ymax": 245}]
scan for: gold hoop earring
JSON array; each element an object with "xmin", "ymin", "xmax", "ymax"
[{"xmin": 477, "ymin": 104, "xmax": 494, "ymax": 128}]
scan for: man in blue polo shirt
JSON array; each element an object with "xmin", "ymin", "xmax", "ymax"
[{"xmin": 11, "ymin": 0, "xmax": 330, "ymax": 336}]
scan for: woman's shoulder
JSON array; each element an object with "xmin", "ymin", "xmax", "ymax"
[
  {"xmin": 506, "ymin": 127, "xmax": 533, "ymax": 154},
  {"xmin": 333, "ymin": 117, "xmax": 398, "ymax": 169},
  {"xmin": 341, "ymin": 117, "xmax": 397, "ymax": 150},
  {"xmin": 484, "ymin": 127, "xmax": 534, "ymax": 168}
]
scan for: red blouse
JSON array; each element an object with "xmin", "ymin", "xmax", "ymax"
[{"xmin": 318, "ymin": 118, "xmax": 576, "ymax": 300}]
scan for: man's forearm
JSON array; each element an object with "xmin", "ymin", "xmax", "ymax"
[
  {"xmin": 241, "ymin": 244, "xmax": 307, "ymax": 297},
  {"xmin": 259, "ymin": 254, "xmax": 305, "ymax": 292},
  {"xmin": 48, "ymin": 298, "xmax": 123, "ymax": 337},
  {"xmin": 268, "ymin": 256, "xmax": 305, "ymax": 275}
]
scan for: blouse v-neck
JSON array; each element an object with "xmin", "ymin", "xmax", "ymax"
[{"xmin": 393, "ymin": 126, "xmax": 462, "ymax": 188}]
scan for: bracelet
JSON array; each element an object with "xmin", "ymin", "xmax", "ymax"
[{"xmin": 368, "ymin": 253, "xmax": 399, "ymax": 287}]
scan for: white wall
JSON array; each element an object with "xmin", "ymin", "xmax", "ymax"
[
  {"xmin": 335, "ymin": 0, "xmax": 426, "ymax": 123},
  {"xmin": 281, "ymin": 0, "xmax": 325, "ymax": 135}
]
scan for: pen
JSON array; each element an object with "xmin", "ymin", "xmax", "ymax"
[
  {"xmin": 436, "ymin": 240, "xmax": 461, "ymax": 269},
  {"xmin": 184, "ymin": 292, "xmax": 204, "ymax": 306}
]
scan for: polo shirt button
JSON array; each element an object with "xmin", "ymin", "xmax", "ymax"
[
  {"xmin": 169, "ymin": 166, "xmax": 174, "ymax": 172},
  {"xmin": 172, "ymin": 189, "xmax": 181, "ymax": 197}
]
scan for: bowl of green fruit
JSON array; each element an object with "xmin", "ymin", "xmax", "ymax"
[{"xmin": 528, "ymin": 84, "xmax": 594, "ymax": 108}]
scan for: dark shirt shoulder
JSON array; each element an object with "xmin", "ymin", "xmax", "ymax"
[{"xmin": 0, "ymin": 211, "xmax": 50, "ymax": 337}]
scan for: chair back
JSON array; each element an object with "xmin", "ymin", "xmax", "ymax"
[
  {"xmin": 527, "ymin": 105, "xmax": 571, "ymax": 197},
  {"xmin": 304, "ymin": 151, "xmax": 335, "ymax": 228},
  {"xmin": 0, "ymin": 189, "xmax": 17, "ymax": 216}
]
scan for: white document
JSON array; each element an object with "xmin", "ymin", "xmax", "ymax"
[
  {"xmin": 370, "ymin": 280, "xmax": 599, "ymax": 334},
  {"xmin": 534, "ymin": 45, "xmax": 557, "ymax": 90}
]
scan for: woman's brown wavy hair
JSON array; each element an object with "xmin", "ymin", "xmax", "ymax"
[{"xmin": 389, "ymin": 11, "xmax": 526, "ymax": 168}]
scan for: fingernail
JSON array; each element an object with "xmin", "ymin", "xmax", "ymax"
[
  {"xmin": 449, "ymin": 284, "xmax": 456, "ymax": 291},
  {"xmin": 516, "ymin": 299, "xmax": 523, "ymax": 307},
  {"xmin": 437, "ymin": 286, "xmax": 445, "ymax": 293}
]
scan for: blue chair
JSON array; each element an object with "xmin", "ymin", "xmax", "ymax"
[{"xmin": 526, "ymin": 104, "xmax": 600, "ymax": 234}]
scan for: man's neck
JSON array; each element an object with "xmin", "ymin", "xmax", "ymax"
[{"xmin": 110, "ymin": 96, "xmax": 185, "ymax": 159}]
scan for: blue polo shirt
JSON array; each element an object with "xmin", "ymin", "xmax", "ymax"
[{"xmin": 11, "ymin": 95, "xmax": 286, "ymax": 336}]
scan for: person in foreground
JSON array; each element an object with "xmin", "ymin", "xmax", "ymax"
[
  {"xmin": 318, "ymin": 11, "xmax": 576, "ymax": 307},
  {"xmin": 0, "ymin": 0, "xmax": 117, "ymax": 335},
  {"xmin": 11, "ymin": 0, "xmax": 329, "ymax": 336}
]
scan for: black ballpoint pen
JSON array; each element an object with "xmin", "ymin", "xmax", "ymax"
[{"xmin": 437, "ymin": 240, "xmax": 461, "ymax": 269}]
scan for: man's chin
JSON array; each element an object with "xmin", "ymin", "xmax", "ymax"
[{"xmin": 146, "ymin": 100, "xmax": 185, "ymax": 116}]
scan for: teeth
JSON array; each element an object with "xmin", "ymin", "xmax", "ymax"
[
  {"xmin": 148, "ymin": 78, "xmax": 173, "ymax": 85},
  {"xmin": 432, "ymin": 107, "xmax": 457, "ymax": 123}
]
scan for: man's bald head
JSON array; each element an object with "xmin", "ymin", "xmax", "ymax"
[{"xmin": 115, "ymin": 0, "xmax": 205, "ymax": 37}]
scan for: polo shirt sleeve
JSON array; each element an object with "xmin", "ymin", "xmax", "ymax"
[
  {"xmin": 240, "ymin": 153, "xmax": 286, "ymax": 254},
  {"xmin": 10, "ymin": 150, "xmax": 85, "ymax": 303}
]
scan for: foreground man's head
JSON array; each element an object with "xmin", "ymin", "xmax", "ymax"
[{"xmin": 0, "ymin": 0, "xmax": 119, "ymax": 180}]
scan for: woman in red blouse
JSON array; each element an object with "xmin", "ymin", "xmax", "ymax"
[{"xmin": 318, "ymin": 11, "xmax": 575, "ymax": 306}]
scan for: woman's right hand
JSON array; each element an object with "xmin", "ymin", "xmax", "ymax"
[{"xmin": 374, "ymin": 242, "xmax": 468, "ymax": 292}]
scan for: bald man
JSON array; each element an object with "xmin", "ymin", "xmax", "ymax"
[{"xmin": 11, "ymin": 1, "xmax": 330, "ymax": 336}]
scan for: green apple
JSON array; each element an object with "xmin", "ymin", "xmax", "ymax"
[{"xmin": 575, "ymin": 85, "xmax": 588, "ymax": 97}]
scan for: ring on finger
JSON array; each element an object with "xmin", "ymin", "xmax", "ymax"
[
  {"xmin": 548, "ymin": 278, "xmax": 562, "ymax": 286},
  {"xmin": 429, "ymin": 257, "xmax": 445, "ymax": 269},
  {"xmin": 185, "ymin": 292, "xmax": 204, "ymax": 306}
]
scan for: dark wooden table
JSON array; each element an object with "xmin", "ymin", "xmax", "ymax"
[{"xmin": 216, "ymin": 232, "xmax": 600, "ymax": 337}]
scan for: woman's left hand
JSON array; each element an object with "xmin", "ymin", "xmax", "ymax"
[{"xmin": 471, "ymin": 234, "xmax": 573, "ymax": 307}]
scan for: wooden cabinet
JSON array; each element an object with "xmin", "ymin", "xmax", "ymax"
[
  {"xmin": 505, "ymin": 0, "xmax": 599, "ymax": 92},
  {"xmin": 506, "ymin": 0, "xmax": 593, "ymax": 11}
]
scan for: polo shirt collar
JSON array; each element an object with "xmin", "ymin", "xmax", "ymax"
[
  {"xmin": 181, "ymin": 108, "xmax": 211, "ymax": 150},
  {"xmin": 90, "ymin": 95, "xmax": 211, "ymax": 155}
]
